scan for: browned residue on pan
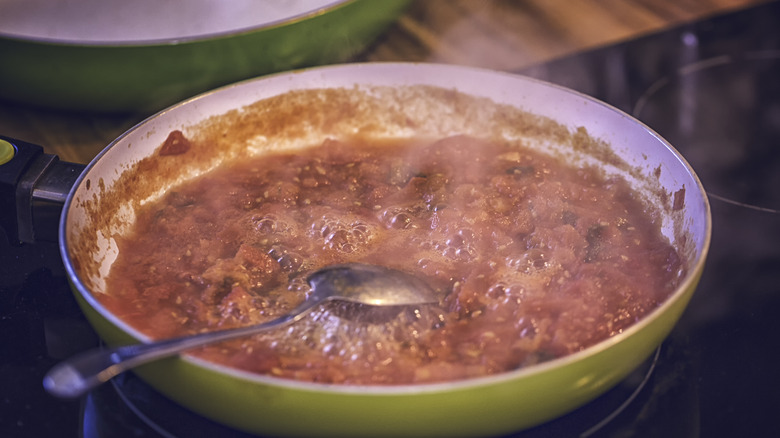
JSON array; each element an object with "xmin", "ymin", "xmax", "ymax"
[{"xmin": 67, "ymin": 85, "xmax": 682, "ymax": 295}]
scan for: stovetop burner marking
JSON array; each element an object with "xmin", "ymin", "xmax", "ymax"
[
  {"xmin": 633, "ymin": 51, "xmax": 780, "ymax": 214},
  {"xmin": 707, "ymin": 192, "xmax": 780, "ymax": 214},
  {"xmin": 579, "ymin": 347, "xmax": 660, "ymax": 438}
]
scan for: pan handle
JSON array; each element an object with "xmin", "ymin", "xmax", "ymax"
[{"xmin": 0, "ymin": 136, "xmax": 85, "ymax": 245}]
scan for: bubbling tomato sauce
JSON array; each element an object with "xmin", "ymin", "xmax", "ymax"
[{"xmin": 100, "ymin": 134, "xmax": 683, "ymax": 385}]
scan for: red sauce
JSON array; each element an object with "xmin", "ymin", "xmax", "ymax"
[{"xmin": 100, "ymin": 135, "xmax": 683, "ymax": 385}]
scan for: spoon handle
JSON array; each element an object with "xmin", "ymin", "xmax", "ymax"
[{"xmin": 43, "ymin": 303, "xmax": 315, "ymax": 399}]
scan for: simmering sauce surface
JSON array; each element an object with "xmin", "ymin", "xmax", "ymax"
[{"xmin": 101, "ymin": 134, "xmax": 683, "ymax": 385}]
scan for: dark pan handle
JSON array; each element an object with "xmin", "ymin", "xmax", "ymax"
[{"xmin": 0, "ymin": 136, "xmax": 85, "ymax": 245}]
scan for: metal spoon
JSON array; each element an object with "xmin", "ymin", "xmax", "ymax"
[{"xmin": 43, "ymin": 263, "xmax": 437, "ymax": 398}]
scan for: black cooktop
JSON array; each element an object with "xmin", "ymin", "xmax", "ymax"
[
  {"xmin": 519, "ymin": 2, "xmax": 780, "ymax": 437},
  {"xmin": 2, "ymin": 2, "xmax": 779, "ymax": 437}
]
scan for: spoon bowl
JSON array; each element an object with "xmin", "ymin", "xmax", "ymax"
[{"xmin": 43, "ymin": 263, "xmax": 437, "ymax": 399}]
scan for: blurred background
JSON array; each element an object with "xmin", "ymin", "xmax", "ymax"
[
  {"xmin": 0, "ymin": 0, "xmax": 768, "ymax": 163},
  {"xmin": 2, "ymin": 1, "xmax": 778, "ymax": 437}
]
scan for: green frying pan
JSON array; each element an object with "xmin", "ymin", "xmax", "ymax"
[{"xmin": 0, "ymin": 0, "xmax": 410, "ymax": 112}]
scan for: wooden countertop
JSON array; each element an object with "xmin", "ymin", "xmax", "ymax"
[{"xmin": 0, "ymin": 0, "xmax": 768, "ymax": 164}]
